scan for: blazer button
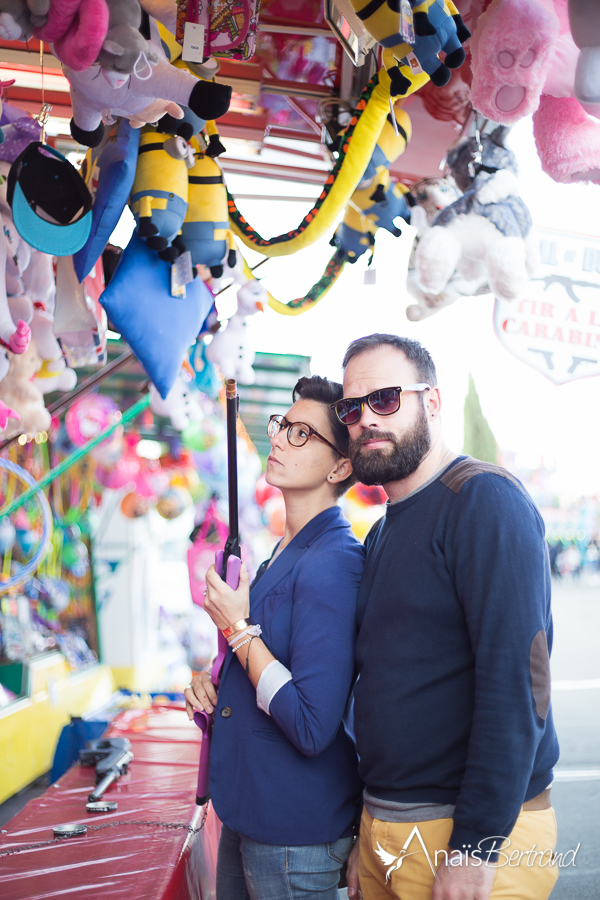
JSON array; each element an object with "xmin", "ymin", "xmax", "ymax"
[{"xmin": 221, "ymin": 707, "xmax": 232, "ymax": 718}]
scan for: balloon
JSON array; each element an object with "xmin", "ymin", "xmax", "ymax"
[
  {"xmin": 65, "ymin": 395, "xmax": 121, "ymax": 447},
  {"xmin": 351, "ymin": 483, "xmax": 387, "ymax": 506},
  {"xmin": 156, "ymin": 486, "xmax": 193, "ymax": 520},
  {"xmin": 0, "ymin": 517, "xmax": 16, "ymax": 553},
  {"xmin": 262, "ymin": 494, "xmax": 286, "ymax": 537},
  {"xmin": 90, "ymin": 426, "xmax": 125, "ymax": 467},
  {"xmin": 255, "ymin": 473, "xmax": 281, "ymax": 508},
  {"xmin": 135, "ymin": 464, "xmax": 170, "ymax": 499},
  {"xmin": 96, "ymin": 453, "xmax": 140, "ymax": 489},
  {"xmin": 182, "ymin": 416, "xmax": 224, "ymax": 452},
  {"xmin": 121, "ymin": 492, "xmax": 150, "ymax": 518}
]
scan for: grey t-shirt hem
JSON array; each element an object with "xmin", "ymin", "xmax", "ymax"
[{"xmin": 363, "ymin": 788, "xmax": 455, "ymax": 823}]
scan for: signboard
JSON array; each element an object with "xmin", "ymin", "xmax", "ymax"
[{"xmin": 493, "ymin": 228, "xmax": 600, "ymax": 384}]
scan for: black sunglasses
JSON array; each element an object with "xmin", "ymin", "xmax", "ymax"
[
  {"xmin": 267, "ymin": 415, "xmax": 343, "ymax": 456},
  {"xmin": 331, "ymin": 384, "xmax": 431, "ymax": 426}
]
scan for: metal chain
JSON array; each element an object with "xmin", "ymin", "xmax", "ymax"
[{"xmin": 0, "ymin": 804, "xmax": 210, "ymax": 858}]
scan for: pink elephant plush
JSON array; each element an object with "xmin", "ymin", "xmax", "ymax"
[
  {"xmin": 35, "ymin": 0, "xmax": 109, "ymax": 71},
  {"xmin": 470, "ymin": 0, "xmax": 600, "ymax": 183}
]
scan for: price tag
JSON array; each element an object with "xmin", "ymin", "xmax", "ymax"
[
  {"xmin": 364, "ymin": 269, "xmax": 377, "ymax": 285},
  {"xmin": 175, "ymin": 250, "xmax": 195, "ymax": 286},
  {"xmin": 171, "ymin": 262, "xmax": 187, "ymax": 298},
  {"xmin": 404, "ymin": 50, "xmax": 423, "ymax": 75},
  {"xmin": 182, "ymin": 21, "xmax": 206, "ymax": 63},
  {"xmin": 400, "ymin": 0, "xmax": 415, "ymax": 43}
]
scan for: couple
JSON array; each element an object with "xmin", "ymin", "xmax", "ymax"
[{"xmin": 185, "ymin": 334, "xmax": 560, "ymax": 900}]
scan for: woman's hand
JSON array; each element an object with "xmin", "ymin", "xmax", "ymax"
[
  {"xmin": 204, "ymin": 562, "xmax": 250, "ymax": 632},
  {"xmin": 184, "ymin": 672, "xmax": 218, "ymax": 719}
]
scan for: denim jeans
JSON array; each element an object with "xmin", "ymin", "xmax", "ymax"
[{"xmin": 216, "ymin": 823, "xmax": 354, "ymax": 900}]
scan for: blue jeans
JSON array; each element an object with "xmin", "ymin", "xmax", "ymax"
[{"xmin": 216, "ymin": 823, "xmax": 353, "ymax": 900}]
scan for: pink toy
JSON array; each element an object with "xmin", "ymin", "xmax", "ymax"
[
  {"xmin": 63, "ymin": 18, "xmax": 231, "ymax": 146},
  {"xmin": 36, "ymin": 0, "xmax": 109, "ymax": 72},
  {"xmin": 65, "ymin": 393, "xmax": 120, "ymax": 446},
  {"xmin": 0, "ymin": 400, "xmax": 19, "ymax": 430},
  {"xmin": 471, "ymin": 0, "xmax": 600, "ymax": 183}
]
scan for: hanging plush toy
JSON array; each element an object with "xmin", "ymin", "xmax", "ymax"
[
  {"xmin": 182, "ymin": 137, "xmax": 230, "ymax": 276},
  {"xmin": 149, "ymin": 366, "xmax": 204, "ymax": 431},
  {"xmin": 0, "ymin": 340, "xmax": 51, "ymax": 439},
  {"xmin": 349, "ymin": 0, "xmax": 470, "ymax": 96},
  {"xmin": 569, "ymin": 0, "xmax": 600, "ymax": 105},
  {"xmin": 130, "ymin": 124, "xmax": 192, "ymax": 260},
  {"xmin": 62, "ymin": 16, "xmax": 231, "ymax": 146},
  {"xmin": 410, "ymin": 126, "xmax": 537, "ymax": 319},
  {"xmin": 0, "ymin": 0, "xmax": 49, "ymax": 40},
  {"xmin": 470, "ymin": 0, "xmax": 600, "ymax": 183},
  {"xmin": 205, "ymin": 280, "xmax": 265, "ymax": 384}
]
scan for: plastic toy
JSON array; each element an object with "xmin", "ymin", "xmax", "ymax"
[
  {"xmin": 349, "ymin": 0, "xmax": 470, "ymax": 97},
  {"xmin": 470, "ymin": 0, "xmax": 600, "ymax": 183},
  {"xmin": 409, "ymin": 126, "xmax": 536, "ymax": 319}
]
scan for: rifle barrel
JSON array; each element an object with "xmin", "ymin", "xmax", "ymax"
[{"xmin": 225, "ymin": 379, "xmax": 239, "ymax": 545}]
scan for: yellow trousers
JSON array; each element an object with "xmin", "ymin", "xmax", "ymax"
[{"xmin": 358, "ymin": 807, "xmax": 559, "ymax": 900}]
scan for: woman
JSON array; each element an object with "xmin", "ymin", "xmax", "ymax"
[{"xmin": 184, "ymin": 375, "xmax": 364, "ymax": 900}]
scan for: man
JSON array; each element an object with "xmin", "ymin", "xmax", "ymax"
[{"xmin": 339, "ymin": 334, "xmax": 559, "ymax": 900}]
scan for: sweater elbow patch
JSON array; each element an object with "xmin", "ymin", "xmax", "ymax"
[{"xmin": 530, "ymin": 630, "xmax": 551, "ymax": 720}]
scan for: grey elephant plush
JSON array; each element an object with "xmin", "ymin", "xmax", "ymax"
[
  {"xmin": 96, "ymin": 0, "xmax": 158, "ymax": 86},
  {"xmin": 0, "ymin": 0, "xmax": 49, "ymax": 40}
]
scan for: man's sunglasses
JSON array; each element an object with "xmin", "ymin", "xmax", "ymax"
[
  {"xmin": 267, "ymin": 415, "xmax": 343, "ymax": 456},
  {"xmin": 331, "ymin": 384, "xmax": 431, "ymax": 426}
]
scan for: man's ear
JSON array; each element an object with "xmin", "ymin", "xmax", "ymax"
[{"xmin": 427, "ymin": 386, "xmax": 442, "ymax": 419}]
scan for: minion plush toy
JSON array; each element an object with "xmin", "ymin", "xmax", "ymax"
[
  {"xmin": 181, "ymin": 138, "xmax": 230, "ymax": 277},
  {"xmin": 351, "ymin": 0, "xmax": 471, "ymax": 97},
  {"xmin": 130, "ymin": 125, "xmax": 192, "ymax": 261}
]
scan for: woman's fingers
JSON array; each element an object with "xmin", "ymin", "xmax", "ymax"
[{"xmin": 184, "ymin": 675, "xmax": 217, "ymax": 716}]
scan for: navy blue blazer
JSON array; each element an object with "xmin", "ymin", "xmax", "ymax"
[{"xmin": 209, "ymin": 505, "xmax": 365, "ymax": 845}]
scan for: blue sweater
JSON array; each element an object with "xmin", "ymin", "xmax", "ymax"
[
  {"xmin": 210, "ymin": 506, "xmax": 365, "ymax": 845},
  {"xmin": 354, "ymin": 457, "xmax": 560, "ymax": 857}
]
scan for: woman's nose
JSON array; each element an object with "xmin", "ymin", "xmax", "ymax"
[{"xmin": 270, "ymin": 429, "xmax": 286, "ymax": 451}]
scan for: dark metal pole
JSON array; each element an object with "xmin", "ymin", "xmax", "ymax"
[{"xmin": 222, "ymin": 378, "xmax": 240, "ymax": 570}]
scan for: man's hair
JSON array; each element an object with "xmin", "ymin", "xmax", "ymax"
[
  {"xmin": 342, "ymin": 334, "xmax": 438, "ymax": 387},
  {"xmin": 292, "ymin": 375, "xmax": 357, "ymax": 497}
]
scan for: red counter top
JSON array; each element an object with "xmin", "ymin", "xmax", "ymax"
[{"xmin": 0, "ymin": 705, "xmax": 220, "ymax": 900}]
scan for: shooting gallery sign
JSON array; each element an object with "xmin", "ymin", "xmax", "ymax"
[{"xmin": 493, "ymin": 228, "xmax": 600, "ymax": 384}]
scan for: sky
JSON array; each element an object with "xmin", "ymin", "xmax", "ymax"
[{"xmin": 211, "ymin": 117, "xmax": 600, "ymax": 504}]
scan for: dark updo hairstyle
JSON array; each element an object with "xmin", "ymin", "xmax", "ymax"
[{"xmin": 292, "ymin": 375, "xmax": 357, "ymax": 497}]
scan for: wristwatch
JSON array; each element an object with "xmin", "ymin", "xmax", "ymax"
[{"xmin": 222, "ymin": 618, "xmax": 252, "ymax": 639}]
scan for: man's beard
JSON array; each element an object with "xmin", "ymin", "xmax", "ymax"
[{"xmin": 349, "ymin": 404, "xmax": 432, "ymax": 486}]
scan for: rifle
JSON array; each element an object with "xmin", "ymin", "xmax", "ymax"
[
  {"xmin": 194, "ymin": 378, "xmax": 242, "ymax": 804},
  {"xmin": 79, "ymin": 738, "xmax": 134, "ymax": 802}
]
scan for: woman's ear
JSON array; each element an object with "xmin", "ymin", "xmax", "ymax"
[{"xmin": 328, "ymin": 456, "xmax": 353, "ymax": 485}]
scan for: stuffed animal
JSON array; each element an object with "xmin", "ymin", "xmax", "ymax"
[
  {"xmin": 349, "ymin": 0, "xmax": 470, "ymax": 96},
  {"xmin": 0, "ymin": 340, "xmax": 50, "ymax": 439},
  {"xmin": 570, "ymin": 0, "xmax": 600, "ymax": 104},
  {"xmin": 96, "ymin": 0, "xmax": 158, "ymax": 86},
  {"xmin": 470, "ymin": 0, "xmax": 600, "ymax": 183},
  {"xmin": 149, "ymin": 369, "xmax": 203, "ymax": 431},
  {"xmin": 128, "ymin": 99, "xmax": 184, "ymax": 129},
  {"xmin": 0, "ymin": 211, "xmax": 31, "ymax": 357},
  {"xmin": 205, "ymin": 280, "xmax": 265, "ymax": 384},
  {"xmin": 36, "ymin": 0, "xmax": 108, "ymax": 71},
  {"xmin": 0, "ymin": 0, "xmax": 48, "ymax": 40},
  {"xmin": 410, "ymin": 126, "xmax": 537, "ymax": 318},
  {"xmin": 63, "ymin": 17, "xmax": 231, "ymax": 146},
  {"xmin": 181, "ymin": 138, "xmax": 230, "ymax": 276},
  {"xmin": 30, "ymin": 308, "xmax": 77, "ymax": 394},
  {"xmin": 129, "ymin": 124, "xmax": 191, "ymax": 260}
]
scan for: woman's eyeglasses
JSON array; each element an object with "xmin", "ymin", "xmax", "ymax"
[
  {"xmin": 267, "ymin": 415, "xmax": 343, "ymax": 456},
  {"xmin": 331, "ymin": 384, "xmax": 431, "ymax": 426}
]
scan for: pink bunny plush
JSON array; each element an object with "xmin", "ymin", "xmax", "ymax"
[{"xmin": 470, "ymin": 0, "xmax": 600, "ymax": 183}]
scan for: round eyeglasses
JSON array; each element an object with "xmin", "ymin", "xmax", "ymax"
[
  {"xmin": 331, "ymin": 384, "xmax": 431, "ymax": 426},
  {"xmin": 267, "ymin": 415, "xmax": 343, "ymax": 456}
]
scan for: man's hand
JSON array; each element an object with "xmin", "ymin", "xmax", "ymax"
[
  {"xmin": 184, "ymin": 672, "xmax": 218, "ymax": 719},
  {"xmin": 204, "ymin": 562, "xmax": 250, "ymax": 631},
  {"xmin": 347, "ymin": 837, "xmax": 362, "ymax": 900},
  {"xmin": 432, "ymin": 858, "xmax": 496, "ymax": 900}
]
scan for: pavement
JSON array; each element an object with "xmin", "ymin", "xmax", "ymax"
[{"xmin": 548, "ymin": 579, "xmax": 600, "ymax": 898}]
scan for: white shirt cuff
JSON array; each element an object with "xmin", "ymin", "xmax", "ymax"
[{"xmin": 256, "ymin": 660, "xmax": 292, "ymax": 715}]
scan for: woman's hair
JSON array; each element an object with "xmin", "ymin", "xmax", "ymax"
[{"xmin": 292, "ymin": 375, "xmax": 357, "ymax": 497}]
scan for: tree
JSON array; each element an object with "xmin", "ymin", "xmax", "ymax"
[{"xmin": 463, "ymin": 374, "xmax": 498, "ymax": 464}]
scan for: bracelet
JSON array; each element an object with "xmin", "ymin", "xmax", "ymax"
[
  {"xmin": 231, "ymin": 635, "xmax": 254, "ymax": 653},
  {"xmin": 227, "ymin": 624, "xmax": 262, "ymax": 647},
  {"xmin": 222, "ymin": 618, "xmax": 251, "ymax": 640},
  {"xmin": 245, "ymin": 635, "xmax": 256, "ymax": 676}
]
